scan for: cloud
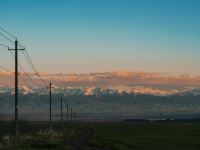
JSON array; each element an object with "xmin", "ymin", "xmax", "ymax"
[{"xmin": 1, "ymin": 70, "xmax": 200, "ymax": 90}]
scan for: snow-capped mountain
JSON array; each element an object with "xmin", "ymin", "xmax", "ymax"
[
  {"xmin": 1, "ymin": 84, "xmax": 200, "ymax": 97},
  {"xmin": 1, "ymin": 70, "xmax": 200, "ymax": 96}
]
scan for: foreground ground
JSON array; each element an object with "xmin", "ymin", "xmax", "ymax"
[{"xmin": 0, "ymin": 121, "xmax": 200, "ymax": 149}]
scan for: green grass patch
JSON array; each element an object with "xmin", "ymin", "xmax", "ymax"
[{"xmin": 88, "ymin": 122, "xmax": 200, "ymax": 150}]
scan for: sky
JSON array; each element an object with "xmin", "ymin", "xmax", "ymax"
[{"xmin": 0, "ymin": 0, "xmax": 200, "ymax": 74}]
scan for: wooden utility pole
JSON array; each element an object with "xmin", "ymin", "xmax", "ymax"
[
  {"xmin": 67, "ymin": 103, "xmax": 69, "ymax": 122},
  {"xmin": 8, "ymin": 40, "xmax": 24, "ymax": 137},
  {"xmin": 61, "ymin": 96, "xmax": 63, "ymax": 128},
  {"xmin": 49, "ymin": 82, "xmax": 52, "ymax": 130}
]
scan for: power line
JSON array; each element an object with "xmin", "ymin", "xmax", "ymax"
[
  {"xmin": 0, "ymin": 26, "xmax": 17, "ymax": 40},
  {"xmin": 6, "ymin": 41, "xmax": 46, "ymax": 88},
  {"xmin": 0, "ymin": 43, "xmax": 9, "ymax": 48},
  {"xmin": 0, "ymin": 30, "xmax": 31, "ymax": 87},
  {"xmin": 18, "ymin": 61, "xmax": 39, "ymax": 88},
  {"xmin": 0, "ymin": 32, "xmax": 15, "ymax": 44},
  {"xmin": 1, "ymin": 27, "xmax": 48, "ymax": 137},
  {"xmin": 22, "ymin": 50, "xmax": 39, "ymax": 76},
  {"xmin": 22, "ymin": 49, "xmax": 46, "ymax": 86},
  {"xmin": 24, "ymin": 50, "xmax": 43, "ymax": 81},
  {"xmin": 0, "ymin": 26, "xmax": 25, "ymax": 49},
  {"xmin": 9, "ymin": 51, "xmax": 39, "ymax": 87},
  {"xmin": 0, "ymin": 65, "xmax": 12, "ymax": 72},
  {"xmin": 0, "ymin": 35, "xmax": 42, "ymax": 86},
  {"xmin": 0, "ymin": 43, "xmax": 13, "ymax": 75}
]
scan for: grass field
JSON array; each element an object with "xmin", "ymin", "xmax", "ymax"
[
  {"xmin": 0, "ymin": 121, "xmax": 200, "ymax": 149},
  {"xmin": 88, "ymin": 122, "xmax": 200, "ymax": 150}
]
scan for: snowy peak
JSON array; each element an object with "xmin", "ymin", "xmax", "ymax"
[
  {"xmin": 0, "ymin": 85, "xmax": 200, "ymax": 96},
  {"xmin": 1, "ymin": 70, "xmax": 200, "ymax": 96}
]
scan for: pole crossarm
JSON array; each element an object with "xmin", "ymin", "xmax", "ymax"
[{"xmin": 8, "ymin": 48, "xmax": 25, "ymax": 51}]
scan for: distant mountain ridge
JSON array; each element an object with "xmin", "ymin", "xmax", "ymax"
[
  {"xmin": 1, "ymin": 70, "xmax": 200, "ymax": 96},
  {"xmin": 0, "ymin": 85, "xmax": 200, "ymax": 97}
]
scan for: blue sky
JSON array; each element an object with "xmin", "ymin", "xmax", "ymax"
[{"xmin": 0, "ymin": 0, "xmax": 200, "ymax": 74}]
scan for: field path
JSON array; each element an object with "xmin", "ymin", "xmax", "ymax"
[{"xmin": 67, "ymin": 126, "xmax": 111, "ymax": 150}]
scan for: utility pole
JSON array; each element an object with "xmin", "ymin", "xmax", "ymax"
[
  {"xmin": 8, "ymin": 40, "xmax": 24, "ymax": 137},
  {"xmin": 71, "ymin": 108, "xmax": 73, "ymax": 122},
  {"xmin": 67, "ymin": 103, "xmax": 69, "ymax": 122},
  {"xmin": 49, "ymin": 82, "xmax": 52, "ymax": 131},
  {"xmin": 61, "ymin": 96, "xmax": 63, "ymax": 128}
]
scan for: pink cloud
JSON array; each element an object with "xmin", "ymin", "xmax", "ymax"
[{"xmin": 1, "ymin": 70, "xmax": 200, "ymax": 90}]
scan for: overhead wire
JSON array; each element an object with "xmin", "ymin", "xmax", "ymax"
[
  {"xmin": 22, "ymin": 49, "xmax": 46, "ymax": 86},
  {"xmin": 0, "ymin": 29, "xmax": 47, "ymax": 88},
  {"xmin": 0, "ymin": 26, "xmax": 48, "ymax": 94},
  {"xmin": 0, "ymin": 30, "xmax": 39, "ymax": 88},
  {"xmin": 18, "ymin": 40, "xmax": 46, "ymax": 87},
  {"xmin": 0, "ymin": 32, "xmax": 15, "ymax": 44},
  {"xmin": 9, "ymin": 51, "xmax": 39, "ymax": 88},
  {"xmin": 0, "ymin": 43, "xmax": 9, "ymax": 48},
  {"xmin": 0, "ymin": 65, "xmax": 12, "ymax": 72},
  {"xmin": 0, "ymin": 26, "xmax": 17, "ymax": 40}
]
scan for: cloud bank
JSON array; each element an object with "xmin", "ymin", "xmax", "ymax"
[{"xmin": 1, "ymin": 70, "xmax": 200, "ymax": 95}]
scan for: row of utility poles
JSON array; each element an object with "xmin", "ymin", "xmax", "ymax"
[
  {"xmin": 10, "ymin": 40, "xmax": 77, "ymax": 137},
  {"xmin": 49, "ymin": 82, "xmax": 77, "ymax": 131}
]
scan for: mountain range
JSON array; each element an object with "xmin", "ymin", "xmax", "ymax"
[
  {"xmin": 1, "ymin": 85, "xmax": 200, "ymax": 97},
  {"xmin": 1, "ymin": 71, "xmax": 200, "ymax": 120}
]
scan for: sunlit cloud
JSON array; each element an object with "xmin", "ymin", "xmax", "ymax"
[{"xmin": 1, "ymin": 70, "xmax": 200, "ymax": 90}]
